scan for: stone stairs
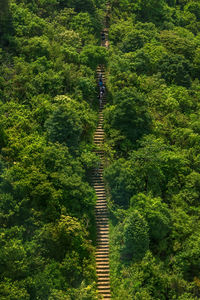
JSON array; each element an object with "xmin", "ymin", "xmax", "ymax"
[{"xmin": 92, "ymin": 64, "xmax": 111, "ymax": 299}]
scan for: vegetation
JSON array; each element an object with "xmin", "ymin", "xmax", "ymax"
[
  {"xmin": 0, "ymin": 0, "xmax": 108, "ymax": 299},
  {"xmin": 1, "ymin": 0, "xmax": 200, "ymax": 299},
  {"xmin": 104, "ymin": 0, "xmax": 200, "ymax": 299},
  {"xmin": 104, "ymin": 0, "xmax": 200, "ymax": 300}
]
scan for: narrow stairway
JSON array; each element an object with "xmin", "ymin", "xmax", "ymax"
[{"xmin": 92, "ymin": 64, "xmax": 111, "ymax": 300}]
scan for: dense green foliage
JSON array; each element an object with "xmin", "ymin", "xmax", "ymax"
[
  {"xmin": 1, "ymin": 0, "xmax": 200, "ymax": 299},
  {"xmin": 104, "ymin": 0, "xmax": 200, "ymax": 299},
  {"xmin": 0, "ymin": 0, "xmax": 107, "ymax": 299}
]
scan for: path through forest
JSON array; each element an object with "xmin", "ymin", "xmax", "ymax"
[{"xmin": 92, "ymin": 3, "xmax": 111, "ymax": 299}]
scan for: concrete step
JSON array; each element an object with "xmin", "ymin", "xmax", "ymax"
[
  {"xmin": 95, "ymin": 204, "xmax": 108, "ymax": 212},
  {"xmin": 96, "ymin": 208, "xmax": 107, "ymax": 211},
  {"xmin": 94, "ymin": 187, "xmax": 105, "ymax": 191},
  {"xmin": 96, "ymin": 221, "xmax": 109, "ymax": 226},
  {"xmin": 95, "ymin": 205, "xmax": 107, "ymax": 208},
  {"xmin": 97, "ymin": 230, "xmax": 109, "ymax": 235},
  {"xmin": 98, "ymin": 287, "xmax": 111, "ymax": 293},
  {"xmin": 97, "ymin": 223, "xmax": 109, "ymax": 227},
  {"xmin": 96, "ymin": 271, "xmax": 110, "ymax": 277},
  {"xmin": 97, "ymin": 271, "xmax": 110, "ymax": 276},
  {"xmin": 96, "ymin": 207, "xmax": 107, "ymax": 211},
  {"xmin": 95, "ymin": 214, "xmax": 108, "ymax": 219},
  {"xmin": 98, "ymin": 282, "xmax": 110, "ymax": 288},
  {"xmin": 96, "ymin": 207, "xmax": 108, "ymax": 211},
  {"xmin": 96, "ymin": 266, "xmax": 110, "ymax": 271},
  {"xmin": 96, "ymin": 224, "xmax": 109, "ymax": 229},
  {"xmin": 95, "ymin": 212, "xmax": 108, "ymax": 222},
  {"xmin": 95, "ymin": 212, "xmax": 108, "ymax": 215},
  {"xmin": 96, "ymin": 256, "xmax": 109, "ymax": 261},
  {"xmin": 97, "ymin": 241, "xmax": 109, "ymax": 246},
  {"xmin": 97, "ymin": 232, "xmax": 109, "ymax": 237},
  {"xmin": 97, "ymin": 231, "xmax": 109, "ymax": 236},
  {"xmin": 98, "ymin": 282, "xmax": 110, "ymax": 287},
  {"xmin": 96, "ymin": 193, "xmax": 106, "ymax": 197},
  {"xmin": 99, "ymin": 293, "xmax": 111, "ymax": 297},
  {"xmin": 96, "ymin": 261, "xmax": 109, "ymax": 267},
  {"xmin": 96, "ymin": 255, "xmax": 109, "ymax": 260},
  {"xmin": 96, "ymin": 211, "xmax": 108, "ymax": 216},
  {"xmin": 95, "ymin": 209, "xmax": 108, "ymax": 213},
  {"xmin": 97, "ymin": 275, "xmax": 110, "ymax": 279},
  {"xmin": 96, "ymin": 213, "xmax": 108, "ymax": 217},
  {"xmin": 97, "ymin": 240, "xmax": 109, "ymax": 246},
  {"xmin": 97, "ymin": 223, "xmax": 109, "ymax": 228},
  {"xmin": 96, "ymin": 250, "xmax": 109, "ymax": 256},
  {"xmin": 94, "ymin": 137, "xmax": 104, "ymax": 140},
  {"xmin": 95, "ymin": 183, "xmax": 103, "ymax": 188},
  {"xmin": 94, "ymin": 140, "xmax": 104, "ymax": 143},
  {"xmin": 92, "ymin": 179, "xmax": 104, "ymax": 182},
  {"xmin": 99, "ymin": 292, "xmax": 111, "ymax": 297},
  {"xmin": 96, "ymin": 193, "xmax": 106, "ymax": 196},
  {"xmin": 97, "ymin": 243, "xmax": 109, "ymax": 248},
  {"xmin": 95, "ymin": 185, "xmax": 105, "ymax": 188},
  {"xmin": 96, "ymin": 216, "xmax": 109, "ymax": 221},
  {"xmin": 96, "ymin": 266, "xmax": 110, "ymax": 270},
  {"xmin": 98, "ymin": 285, "xmax": 111, "ymax": 290},
  {"xmin": 97, "ymin": 238, "xmax": 109, "ymax": 243}
]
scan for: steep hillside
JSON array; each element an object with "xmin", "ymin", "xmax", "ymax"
[
  {"xmin": 103, "ymin": 1, "xmax": 200, "ymax": 299},
  {"xmin": 0, "ymin": 1, "xmax": 107, "ymax": 299}
]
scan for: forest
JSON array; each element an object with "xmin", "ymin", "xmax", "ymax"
[
  {"xmin": 104, "ymin": 0, "xmax": 200, "ymax": 299},
  {"xmin": 0, "ymin": 0, "xmax": 200, "ymax": 299},
  {"xmin": 0, "ymin": 0, "xmax": 108, "ymax": 299}
]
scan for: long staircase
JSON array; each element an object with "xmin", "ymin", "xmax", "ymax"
[
  {"xmin": 92, "ymin": 65, "xmax": 111, "ymax": 300},
  {"xmin": 92, "ymin": 13, "xmax": 111, "ymax": 297},
  {"xmin": 91, "ymin": 3, "xmax": 111, "ymax": 298}
]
